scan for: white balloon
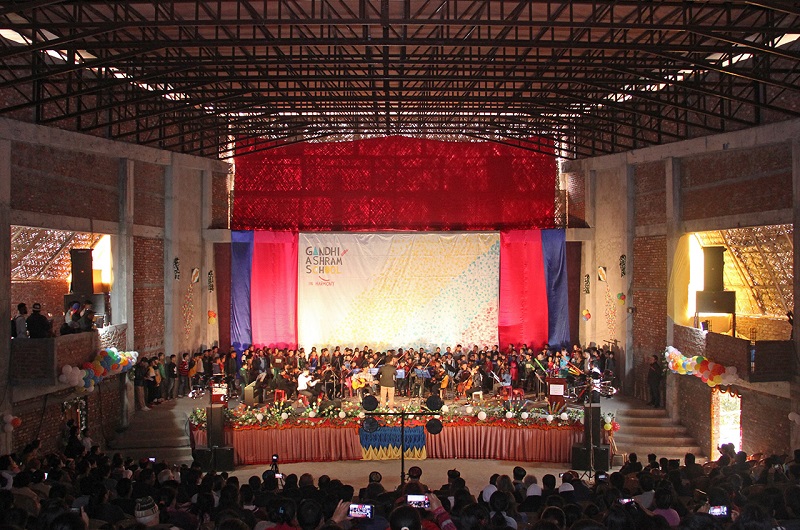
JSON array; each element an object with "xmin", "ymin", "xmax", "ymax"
[
  {"xmin": 3, "ymin": 424, "xmax": 12, "ymax": 433},
  {"xmin": 280, "ymin": 412, "xmax": 289, "ymax": 420},
  {"xmin": 255, "ymin": 413, "xmax": 264, "ymax": 421},
  {"xmin": 546, "ymin": 415, "xmax": 554, "ymax": 423},
  {"xmin": 465, "ymin": 406, "xmax": 474, "ymax": 414},
  {"xmin": 338, "ymin": 411, "xmax": 346, "ymax": 419},
  {"xmin": 58, "ymin": 374, "xmax": 68, "ymax": 384},
  {"xmin": 3, "ymin": 414, "xmax": 12, "ymax": 424},
  {"xmin": 477, "ymin": 411, "xmax": 487, "ymax": 421},
  {"xmin": 357, "ymin": 412, "xmax": 365, "ymax": 419},
  {"xmin": 62, "ymin": 365, "xmax": 72, "ymax": 375},
  {"xmin": 728, "ymin": 366, "xmax": 737, "ymax": 375},
  {"xmin": 441, "ymin": 405, "xmax": 449, "ymax": 413},
  {"xmin": 560, "ymin": 412, "xmax": 569, "ymax": 421},
  {"xmin": 309, "ymin": 411, "xmax": 317, "ymax": 418},
  {"xmin": 505, "ymin": 411, "xmax": 514, "ymax": 419},
  {"xmin": 521, "ymin": 412, "xmax": 529, "ymax": 419}
]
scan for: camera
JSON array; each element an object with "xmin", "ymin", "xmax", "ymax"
[
  {"xmin": 348, "ymin": 504, "xmax": 374, "ymax": 519},
  {"xmin": 596, "ymin": 473, "xmax": 608, "ymax": 482},
  {"xmin": 407, "ymin": 494, "xmax": 430, "ymax": 508},
  {"xmin": 274, "ymin": 473, "xmax": 284, "ymax": 479},
  {"xmin": 272, "ymin": 454, "xmax": 278, "ymax": 462}
]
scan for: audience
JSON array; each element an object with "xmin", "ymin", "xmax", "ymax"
[{"xmin": 0, "ymin": 435, "xmax": 795, "ymax": 530}]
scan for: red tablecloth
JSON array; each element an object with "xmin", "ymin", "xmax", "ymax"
[
  {"xmin": 192, "ymin": 424, "xmax": 581, "ymax": 465},
  {"xmin": 192, "ymin": 427, "xmax": 362, "ymax": 464},
  {"xmin": 425, "ymin": 425, "xmax": 582, "ymax": 462}
]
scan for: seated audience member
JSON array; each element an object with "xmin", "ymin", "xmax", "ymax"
[{"xmin": 619, "ymin": 453, "xmax": 643, "ymax": 475}]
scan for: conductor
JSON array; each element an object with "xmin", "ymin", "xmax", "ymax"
[{"xmin": 377, "ymin": 356, "xmax": 397, "ymax": 408}]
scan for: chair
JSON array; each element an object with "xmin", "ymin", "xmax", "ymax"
[
  {"xmin": 472, "ymin": 391, "xmax": 484, "ymax": 402},
  {"xmin": 512, "ymin": 388, "xmax": 525, "ymax": 401},
  {"xmin": 274, "ymin": 389, "xmax": 286, "ymax": 402}
]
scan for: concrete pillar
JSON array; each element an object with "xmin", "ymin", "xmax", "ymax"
[
  {"xmin": 201, "ymin": 169, "xmax": 213, "ymax": 349},
  {"xmin": 0, "ymin": 140, "xmax": 12, "ymax": 454},
  {"xmin": 112, "ymin": 159, "xmax": 135, "ymax": 348},
  {"xmin": 664, "ymin": 157, "xmax": 682, "ymax": 420},
  {"xmin": 163, "ymin": 159, "xmax": 177, "ymax": 359}
]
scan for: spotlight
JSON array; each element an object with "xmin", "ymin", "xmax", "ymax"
[
  {"xmin": 363, "ymin": 417, "xmax": 379, "ymax": 433},
  {"xmin": 426, "ymin": 418, "xmax": 443, "ymax": 435},
  {"xmin": 362, "ymin": 395, "xmax": 379, "ymax": 411},
  {"xmin": 425, "ymin": 395, "xmax": 443, "ymax": 411}
]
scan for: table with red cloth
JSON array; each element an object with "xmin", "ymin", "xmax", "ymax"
[{"xmin": 190, "ymin": 423, "xmax": 583, "ymax": 465}]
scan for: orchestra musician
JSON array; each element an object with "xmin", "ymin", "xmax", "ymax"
[{"xmin": 297, "ymin": 368, "xmax": 320, "ymax": 404}]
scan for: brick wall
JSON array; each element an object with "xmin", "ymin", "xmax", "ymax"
[
  {"xmin": 634, "ymin": 160, "xmax": 666, "ymax": 227},
  {"xmin": 741, "ymin": 389, "xmax": 791, "ymax": 456},
  {"xmin": 705, "ymin": 332, "xmax": 750, "ymax": 378},
  {"xmin": 737, "ymin": 315, "xmax": 792, "ymax": 341},
  {"xmin": 86, "ymin": 375, "xmax": 126, "ymax": 447},
  {"xmin": 10, "ymin": 279, "xmax": 69, "ymax": 324},
  {"xmin": 133, "ymin": 161, "xmax": 165, "ymax": 227},
  {"xmin": 133, "ymin": 237, "xmax": 164, "ymax": 355},
  {"xmin": 676, "ymin": 373, "xmax": 713, "ymax": 457},
  {"xmin": 10, "ymin": 142, "xmax": 120, "ymax": 222},
  {"xmin": 631, "ymin": 235, "xmax": 667, "ymax": 400},
  {"xmin": 566, "ymin": 172, "xmax": 587, "ymax": 228},
  {"xmin": 681, "ymin": 143, "xmax": 792, "ymax": 221}
]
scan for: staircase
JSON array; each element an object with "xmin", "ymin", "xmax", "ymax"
[
  {"xmin": 612, "ymin": 402, "xmax": 704, "ymax": 462},
  {"xmin": 108, "ymin": 399, "xmax": 195, "ymax": 465}
]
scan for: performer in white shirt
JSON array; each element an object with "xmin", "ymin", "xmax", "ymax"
[{"xmin": 297, "ymin": 368, "xmax": 319, "ymax": 404}]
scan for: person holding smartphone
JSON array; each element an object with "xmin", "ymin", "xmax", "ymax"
[{"xmin": 389, "ymin": 493, "xmax": 456, "ymax": 530}]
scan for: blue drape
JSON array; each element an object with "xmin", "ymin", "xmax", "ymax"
[
  {"xmin": 359, "ymin": 426, "xmax": 426, "ymax": 451},
  {"xmin": 230, "ymin": 231, "xmax": 254, "ymax": 352},
  {"xmin": 541, "ymin": 229, "xmax": 570, "ymax": 347}
]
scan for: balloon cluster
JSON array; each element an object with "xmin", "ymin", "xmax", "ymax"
[
  {"xmin": 616, "ymin": 293, "xmax": 626, "ymax": 305},
  {"xmin": 2, "ymin": 414, "xmax": 21, "ymax": 433},
  {"xmin": 602, "ymin": 413, "xmax": 621, "ymax": 433},
  {"xmin": 582, "ymin": 309, "xmax": 592, "ymax": 321},
  {"xmin": 788, "ymin": 412, "xmax": 800, "ymax": 426},
  {"xmin": 208, "ymin": 310, "xmax": 217, "ymax": 325},
  {"xmin": 59, "ymin": 348, "xmax": 139, "ymax": 393},
  {"xmin": 664, "ymin": 346, "xmax": 738, "ymax": 387}
]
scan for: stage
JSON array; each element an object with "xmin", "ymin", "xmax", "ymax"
[{"xmin": 189, "ymin": 394, "xmax": 586, "ymax": 466}]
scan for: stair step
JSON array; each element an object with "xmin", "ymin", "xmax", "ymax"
[
  {"xmin": 617, "ymin": 417, "xmax": 681, "ymax": 427},
  {"xmin": 613, "ymin": 434, "xmax": 697, "ymax": 446},
  {"xmin": 615, "ymin": 408, "xmax": 669, "ymax": 419},
  {"xmin": 614, "ymin": 423, "xmax": 687, "ymax": 437}
]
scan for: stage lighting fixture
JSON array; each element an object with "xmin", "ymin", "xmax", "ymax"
[
  {"xmin": 426, "ymin": 418, "xmax": 443, "ymax": 435},
  {"xmin": 363, "ymin": 417, "xmax": 379, "ymax": 433},
  {"xmin": 362, "ymin": 395, "xmax": 379, "ymax": 411},
  {"xmin": 425, "ymin": 395, "xmax": 443, "ymax": 411}
]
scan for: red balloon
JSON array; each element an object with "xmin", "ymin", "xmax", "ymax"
[{"xmin": 10, "ymin": 417, "xmax": 21, "ymax": 428}]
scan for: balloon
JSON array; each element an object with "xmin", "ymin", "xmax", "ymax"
[
  {"xmin": 255, "ymin": 413, "xmax": 264, "ymax": 421},
  {"xmin": 338, "ymin": 411, "xmax": 346, "ymax": 419},
  {"xmin": 62, "ymin": 365, "xmax": 72, "ymax": 375},
  {"xmin": 3, "ymin": 424, "xmax": 12, "ymax": 433},
  {"xmin": 521, "ymin": 412, "xmax": 529, "ymax": 419},
  {"xmin": 58, "ymin": 374, "xmax": 68, "ymax": 384},
  {"xmin": 358, "ymin": 412, "xmax": 365, "ymax": 419},
  {"xmin": 441, "ymin": 405, "xmax": 449, "ymax": 413},
  {"xmin": 465, "ymin": 406, "xmax": 474, "ymax": 415},
  {"xmin": 546, "ymin": 415, "xmax": 554, "ymax": 423},
  {"xmin": 505, "ymin": 411, "xmax": 514, "ymax": 419},
  {"xmin": 10, "ymin": 417, "xmax": 21, "ymax": 428},
  {"xmin": 2, "ymin": 414, "xmax": 12, "ymax": 424},
  {"xmin": 309, "ymin": 411, "xmax": 317, "ymax": 418},
  {"xmin": 477, "ymin": 411, "xmax": 487, "ymax": 421},
  {"xmin": 280, "ymin": 412, "xmax": 289, "ymax": 420},
  {"xmin": 788, "ymin": 412, "xmax": 799, "ymax": 422},
  {"xmin": 604, "ymin": 423, "xmax": 612, "ymax": 431},
  {"xmin": 560, "ymin": 412, "xmax": 569, "ymax": 421}
]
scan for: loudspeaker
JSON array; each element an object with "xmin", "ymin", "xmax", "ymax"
[
  {"xmin": 696, "ymin": 290, "xmax": 736, "ymax": 314},
  {"xmin": 318, "ymin": 399, "xmax": 341, "ymax": 415},
  {"xmin": 193, "ymin": 448, "xmax": 213, "ymax": 471},
  {"xmin": 703, "ymin": 246, "xmax": 725, "ymax": 292},
  {"xmin": 243, "ymin": 383, "xmax": 257, "ymax": 407},
  {"xmin": 206, "ymin": 405, "xmax": 226, "ymax": 448},
  {"xmin": 571, "ymin": 443, "xmax": 610, "ymax": 472},
  {"xmin": 213, "ymin": 446, "xmax": 235, "ymax": 472},
  {"xmin": 583, "ymin": 404, "xmax": 602, "ymax": 445},
  {"xmin": 70, "ymin": 249, "xmax": 94, "ymax": 295}
]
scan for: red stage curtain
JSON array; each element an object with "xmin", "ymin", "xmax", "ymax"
[
  {"xmin": 499, "ymin": 230, "xmax": 549, "ymax": 348},
  {"xmin": 250, "ymin": 231, "xmax": 298, "ymax": 349},
  {"xmin": 233, "ymin": 136, "xmax": 556, "ymax": 231}
]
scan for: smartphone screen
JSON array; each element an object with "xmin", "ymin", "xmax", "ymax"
[
  {"xmin": 274, "ymin": 473, "xmax": 284, "ymax": 479},
  {"xmin": 148, "ymin": 457, "xmax": 156, "ymax": 463},
  {"xmin": 407, "ymin": 494, "xmax": 430, "ymax": 508},
  {"xmin": 709, "ymin": 506, "xmax": 728, "ymax": 517},
  {"xmin": 348, "ymin": 504, "xmax": 374, "ymax": 519},
  {"xmin": 618, "ymin": 498, "xmax": 635, "ymax": 505}
]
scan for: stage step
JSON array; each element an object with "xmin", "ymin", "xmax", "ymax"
[{"xmin": 610, "ymin": 397, "xmax": 705, "ymax": 461}]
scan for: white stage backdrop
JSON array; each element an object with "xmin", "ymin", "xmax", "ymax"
[{"xmin": 298, "ymin": 233, "xmax": 500, "ymax": 350}]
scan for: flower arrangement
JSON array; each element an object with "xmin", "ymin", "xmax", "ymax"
[{"xmin": 189, "ymin": 400, "xmax": 586, "ymax": 431}]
